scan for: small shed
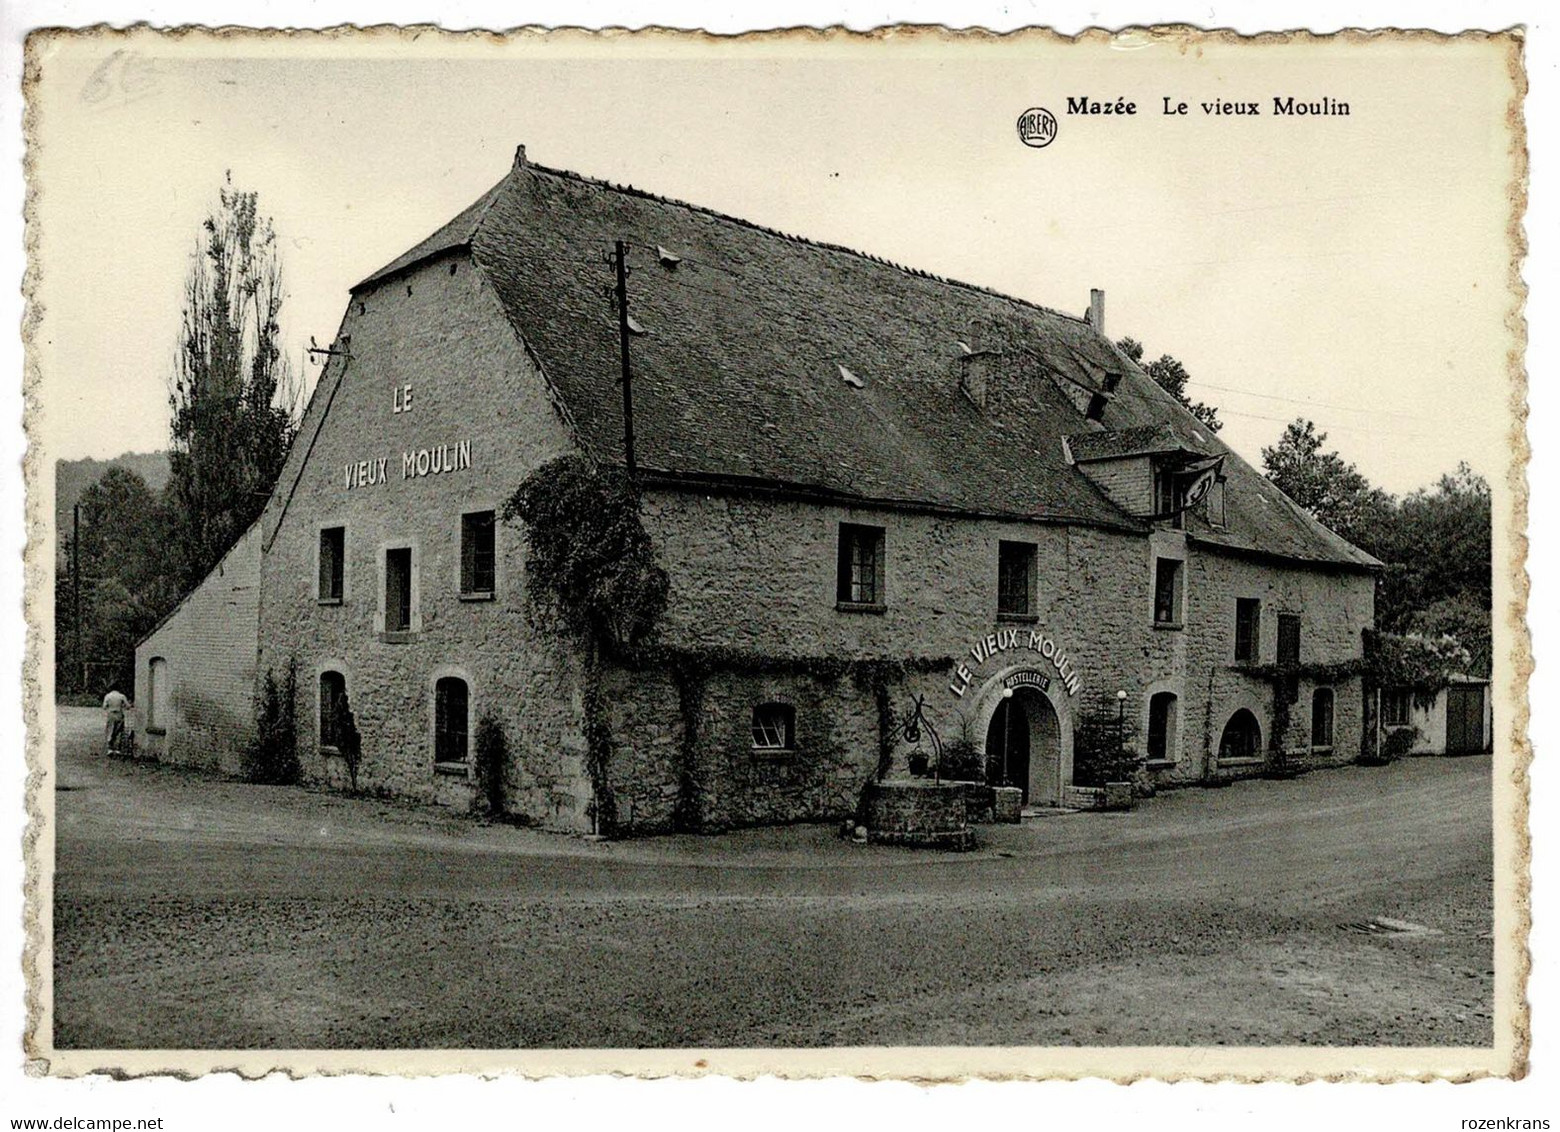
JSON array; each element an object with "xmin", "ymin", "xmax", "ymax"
[{"xmin": 1380, "ymin": 675, "xmax": 1492, "ymax": 756}]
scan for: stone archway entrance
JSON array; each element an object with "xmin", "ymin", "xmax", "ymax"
[{"xmin": 984, "ymin": 687, "xmax": 1063, "ymax": 806}]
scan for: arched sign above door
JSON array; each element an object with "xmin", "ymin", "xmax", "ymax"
[{"xmin": 948, "ymin": 628, "xmax": 1083, "ymax": 699}]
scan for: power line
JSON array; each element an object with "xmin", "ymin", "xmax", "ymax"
[
  {"xmin": 587, "ymin": 248, "xmax": 1446, "ymax": 442},
  {"xmin": 1186, "ymin": 379, "xmax": 1430, "ymax": 421}
]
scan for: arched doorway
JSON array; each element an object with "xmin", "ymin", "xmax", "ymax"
[
  {"xmin": 984, "ymin": 688, "xmax": 1063, "ymax": 805},
  {"xmin": 1219, "ymin": 708, "xmax": 1263, "ymax": 761}
]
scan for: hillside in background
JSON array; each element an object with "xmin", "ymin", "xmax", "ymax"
[{"xmin": 56, "ymin": 452, "xmax": 171, "ymax": 539}]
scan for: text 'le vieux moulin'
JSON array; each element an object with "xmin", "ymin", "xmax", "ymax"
[
  {"xmin": 344, "ymin": 440, "xmax": 473, "ymax": 489},
  {"xmin": 949, "ymin": 628, "xmax": 1085, "ymax": 699}
]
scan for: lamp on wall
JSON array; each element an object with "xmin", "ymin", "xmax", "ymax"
[
  {"xmin": 1001, "ymin": 687, "xmax": 1015, "ymax": 789},
  {"xmin": 1116, "ymin": 688, "xmax": 1128, "ymax": 757}
]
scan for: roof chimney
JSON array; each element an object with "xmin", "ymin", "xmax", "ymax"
[
  {"xmin": 513, "ymin": 144, "xmax": 528, "ymax": 170},
  {"xmin": 1088, "ymin": 288, "xmax": 1105, "ymax": 335}
]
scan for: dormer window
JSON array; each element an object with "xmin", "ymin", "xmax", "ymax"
[{"xmin": 1153, "ymin": 462, "xmax": 1187, "ymax": 526}]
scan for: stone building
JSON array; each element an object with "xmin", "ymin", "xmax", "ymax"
[{"xmin": 136, "ymin": 147, "xmax": 1381, "ymax": 834}]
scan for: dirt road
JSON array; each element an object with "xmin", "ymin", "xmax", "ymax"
[{"xmin": 50, "ymin": 706, "xmax": 1494, "ymax": 1049}]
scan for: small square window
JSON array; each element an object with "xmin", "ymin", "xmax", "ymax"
[
  {"xmin": 836, "ymin": 524, "xmax": 885, "ymax": 607},
  {"xmin": 1383, "ymin": 689, "xmax": 1412, "ymax": 727},
  {"xmin": 1153, "ymin": 558, "xmax": 1183, "ymax": 625},
  {"xmin": 461, "ymin": 511, "xmax": 496, "ymax": 597},
  {"xmin": 751, "ymin": 703, "xmax": 796, "ymax": 751},
  {"xmin": 385, "ymin": 547, "xmax": 413, "ymax": 632},
  {"xmin": 318, "ymin": 526, "xmax": 344, "ymax": 602},
  {"xmin": 997, "ymin": 541, "xmax": 1036, "ymax": 617}
]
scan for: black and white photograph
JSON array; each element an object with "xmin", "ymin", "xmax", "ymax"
[{"xmin": 11, "ymin": 9, "xmax": 1541, "ymax": 1113}]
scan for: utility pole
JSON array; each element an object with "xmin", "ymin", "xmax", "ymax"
[
  {"xmin": 614, "ymin": 239, "xmax": 637, "ymax": 478},
  {"xmin": 72, "ymin": 502, "xmax": 83, "ymax": 693}
]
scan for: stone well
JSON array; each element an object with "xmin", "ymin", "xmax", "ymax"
[{"xmin": 862, "ymin": 780, "xmax": 976, "ymax": 850}]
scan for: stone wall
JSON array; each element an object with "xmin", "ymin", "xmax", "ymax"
[
  {"xmin": 636, "ymin": 489, "xmax": 1377, "ymax": 799},
  {"xmin": 134, "ymin": 520, "xmax": 262, "ymax": 775},
  {"xmin": 599, "ymin": 664, "xmax": 883, "ymax": 832},
  {"xmin": 254, "ymin": 250, "xmax": 592, "ymax": 829}
]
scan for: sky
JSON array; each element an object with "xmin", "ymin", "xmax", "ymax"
[{"xmin": 27, "ymin": 28, "xmax": 1521, "ymax": 496}]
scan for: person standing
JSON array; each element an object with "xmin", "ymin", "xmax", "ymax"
[{"xmin": 102, "ymin": 687, "xmax": 130, "ymax": 757}]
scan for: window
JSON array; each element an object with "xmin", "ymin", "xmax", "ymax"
[
  {"xmin": 1277, "ymin": 614, "xmax": 1301, "ymax": 665},
  {"xmin": 318, "ymin": 526, "xmax": 344, "ymax": 603},
  {"xmin": 319, "ymin": 671, "xmax": 347, "ymax": 750},
  {"xmin": 147, "ymin": 657, "xmax": 168, "ymax": 733},
  {"xmin": 460, "ymin": 510, "xmax": 496, "ymax": 597},
  {"xmin": 1147, "ymin": 692, "xmax": 1178, "ymax": 764},
  {"xmin": 1153, "ymin": 463, "xmax": 1186, "ymax": 527},
  {"xmin": 751, "ymin": 703, "xmax": 796, "ymax": 751},
  {"xmin": 434, "ymin": 677, "xmax": 469, "ymax": 768},
  {"xmin": 1276, "ymin": 613, "xmax": 1302, "ymax": 703},
  {"xmin": 1383, "ymin": 688, "xmax": 1412, "ymax": 727},
  {"xmin": 1311, "ymin": 688, "xmax": 1335, "ymax": 748},
  {"xmin": 1219, "ymin": 709, "xmax": 1263, "ymax": 762},
  {"xmin": 1153, "ymin": 558, "xmax": 1183, "ymax": 625},
  {"xmin": 1235, "ymin": 598, "xmax": 1261, "ymax": 662},
  {"xmin": 997, "ymin": 541, "xmax": 1036, "ymax": 617},
  {"xmin": 836, "ymin": 523, "xmax": 885, "ymax": 607},
  {"xmin": 385, "ymin": 547, "xmax": 413, "ymax": 632}
]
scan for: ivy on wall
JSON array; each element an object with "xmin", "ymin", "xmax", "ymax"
[
  {"xmin": 1070, "ymin": 691, "xmax": 1141, "ymax": 787},
  {"xmin": 652, "ymin": 648, "xmax": 954, "ymax": 832},
  {"xmin": 1232, "ymin": 658, "xmax": 1363, "ymax": 768},
  {"xmin": 503, "ymin": 454, "xmax": 669, "ymax": 656},
  {"xmin": 503, "ymin": 455, "xmax": 957, "ymax": 836}
]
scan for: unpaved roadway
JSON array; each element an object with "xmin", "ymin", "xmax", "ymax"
[{"xmin": 50, "ymin": 706, "xmax": 1494, "ymax": 1049}]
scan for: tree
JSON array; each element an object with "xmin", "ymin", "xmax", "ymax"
[
  {"xmin": 1116, "ymin": 337, "xmax": 1223, "ymax": 433},
  {"xmin": 1260, "ymin": 419, "xmax": 1395, "ymax": 551},
  {"xmin": 1261, "ymin": 422, "xmax": 1493, "ymax": 676},
  {"xmin": 58, "ymin": 467, "xmax": 182, "ymax": 693},
  {"xmin": 1374, "ymin": 462, "xmax": 1492, "ymax": 650},
  {"xmin": 1405, "ymin": 595, "xmax": 1491, "ymax": 679},
  {"xmin": 166, "ymin": 174, "xmax": 300, "ymax": 593}
]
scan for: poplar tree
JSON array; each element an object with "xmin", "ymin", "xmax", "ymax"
[{"xmin": 166, "ymin": 174, "xmax": 299, "ymax": 591}]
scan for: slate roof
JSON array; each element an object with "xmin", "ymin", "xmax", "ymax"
[
  {"xmin": 355, "ymin": 156, "xmax": 1378, "ymax": 570},
  {"xmin": 1066, "ymin": 423, "xmax": 1209, "ymax": 464}
]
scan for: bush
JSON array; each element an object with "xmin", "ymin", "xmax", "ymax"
[
  {"xmin": 939, "ymin": 736, "xmax": 984, "ymax": 781},
  {"xmin": 1071, "ymin": 695, "xmax": 1141, "ymax": 787},
  {"xmin": 246, "ymin": 658, "xmax": 299, "ymax": 784},
  {"xmin": 474, "ymin": 714, "xmax": 508, "ymax": 817},
  {"xmin": 1381, "ymin": 726, "xmax": 1421, "ymax": 761}
]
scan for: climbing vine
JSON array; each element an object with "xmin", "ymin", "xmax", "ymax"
[
  {"xmin": 246, "ymin": 656, "xmax": 300, "ymax": 785},
  {"xmin": 1234, "ymin": 659, "xmax": 1363, "ymax": 770},
  {"xmin": 671, "ymin": 667, "xmax": 707, "ymax": 833},
  {"xmin": 580, "ymin": 642, "xmax": 618, "ymax": 836},
  {"xmin": 503, "ymin": 453, "xmax": 669, "ymax": 656}
]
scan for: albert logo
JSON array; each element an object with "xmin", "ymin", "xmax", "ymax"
[{"xmin": 1016, "ymin": 107, "xmax": 1058, "ymax": 148}]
